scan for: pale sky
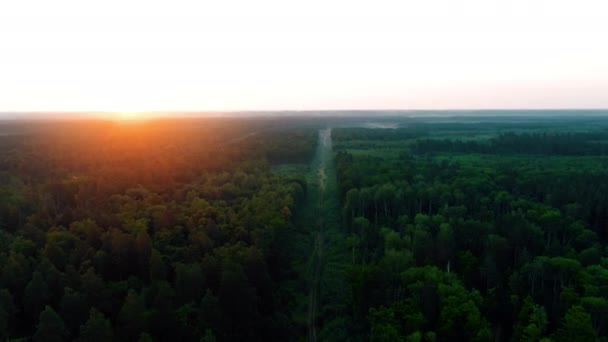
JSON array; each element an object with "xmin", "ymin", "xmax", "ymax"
[{"xmin": 0, "ymin": 0, "xmax": 607, "ymax": 112}]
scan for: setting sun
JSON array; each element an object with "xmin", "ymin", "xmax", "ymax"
[
  {"xmin": 3, "ymin": 1, "xmax": 608, "ymax": 340},
  {"xmin": 114, "ymin": 111, "xmax": 148, "ymax": 121}
]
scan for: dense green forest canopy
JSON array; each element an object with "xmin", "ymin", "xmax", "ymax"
[
  {"xmin": 2, "ymin": 115, "xmax": 608, "ymax": 341},
  {"xmin": 332, "ymin": 118, "xmax": 608, "ymax": 341},
  {"xmin": 0, "ymin": 118, "xmax": 317, "ymax": 341}
]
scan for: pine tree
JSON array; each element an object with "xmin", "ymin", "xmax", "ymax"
[
  {"xmin": 554, "ymin": 305, "xmax": 596, "ymax": 342},
  {"xmin": 24, "ymin": 271, "xmax": 50, "ymax": 320},
  {"xmin": 0, "ymin": 289, "xmax": 15, "ymax": 339},
  {"xmin": 34, "ymin": 306, "xmax": 67, "ymax": 342},
  {"xmin": 118, "ymin": 290, "xmax": 147, "ymax": 341},
  {"xmin": 78, "ymin": 308, "xmax": 113, "ymax": 342}
]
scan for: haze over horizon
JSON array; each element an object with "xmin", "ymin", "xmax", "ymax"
[
  {"xmin": 2, "ymin": 109, "xmax": 608, "ymax": 122},
  {"xmin": 1, "ymin": 0, "xmax": 607, "ymax": 114}
]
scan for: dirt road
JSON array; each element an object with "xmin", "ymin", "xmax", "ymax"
[{"xmin": 308, "ymin": 128, "xmax": 332, "ymax": 342}]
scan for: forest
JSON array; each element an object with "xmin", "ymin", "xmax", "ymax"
[
  {"xmin": 2, "ymin": 115, "xmax": 608, "ymax": 341},
  {"xmin": 331, "ymin": 118, "xmax": 608, "ymax": 341},
  {"xmin": 0, "ymin": 119, "xmax": 315, "ymax": 341}
]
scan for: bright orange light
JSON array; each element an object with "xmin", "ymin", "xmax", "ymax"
[{"xmin": 114, "ymin": 111, "xmax": 147, "ymax": 121}]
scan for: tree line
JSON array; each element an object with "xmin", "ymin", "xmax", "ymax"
[{"xmin": 413, "ymin": 131, "xmax": 608, "ymax": 155}]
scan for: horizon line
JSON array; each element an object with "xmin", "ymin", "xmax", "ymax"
[{"xmin": 2, "ymin": 108, "xmax": 608, "ymax": 114}]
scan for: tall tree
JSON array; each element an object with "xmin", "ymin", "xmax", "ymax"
[
  {"xmin": 78, "ymin": 308, "xmax": 113, "ymax": 342},
  {"xmin": 60, "ymin": 287, "xmax": 88, "ymax": 337},
  {"xmin": 135, "ymin": 230, "xmax": 152, "ymax": 279},
  {"xmin": 118, "ymin": 290, "xmax": 147, "ymax": 341},
  {"xmin": 149, "ymin": 248, "xmax": 166, "ymax": 282},
  {"xmin": 554, "ymin": 306, "xmax": 596, "ymax": 342},
  {"xmin": 174, "ymin": 263, "xmax": 203, "ymax": 304},
  {"xmin": 34, "ymin": 306, "xmax": 67, "ymax": 342},
  {"xmin": 0, "ymin": 289, "xmax": 15, "ymax": 339},
  {"xmin": 24, "ymin": 270, "xmax": 50, "ymax": 321}
]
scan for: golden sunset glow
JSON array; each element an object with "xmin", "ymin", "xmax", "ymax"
[{"xmin": 114, "ymin": 111, "xmax": 147, "ymax": 121}]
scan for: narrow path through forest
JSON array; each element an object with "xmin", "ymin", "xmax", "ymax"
[{"xmin": 308, "ymin": 128, "xmax": 332, "ymax": 342}]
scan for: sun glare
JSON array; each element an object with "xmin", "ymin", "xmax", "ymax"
[{"xmin": 114, "ymin": 111, "xmax": 147, "ymax": 121}]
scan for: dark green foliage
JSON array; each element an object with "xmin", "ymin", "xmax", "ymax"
[
  {"xmin": 34, "ymin": 306, "xmax": 67, "ymax": 342},
  {"xmin": 59, "ymin": 287, "xmax": 88, "ymax": 338},
  {"xmin": 413, "ymin": 131, "xmax": 608, "ymax": 155},
  {"xmin": 4, "ymin": 117, "xmax": 608, "ymax": 341},
  {"xmin": 0, "ymin": 119, "xmax": 310, "ymax": 341},
  {"xmin": 332, "ymin": 120, "xmax": 608, "ymax": 340},
  {"xmin": 250, "ymin": 129, "xmax": 317, "ymax": 164},
  {"xmin": 174, "ymin": 263, "xmax": 203, "ymax": 305},
  {"xmin": 24, "ymin": 271, "xmax": 50, "ymax": 321},
  {"xmin": 554, "ymin": 305, "xmax": 596, "ymax": 342},
  {"xmin": 118, "ymin": 290, "xmax": 147, "ymax": 341},
  {"xmin": 0, "ymin": 289, "xmax": 14, "ymax": 339},
  {"xmin": 78, "ymin": 309, "xmax": 113, "ymax": 342}
]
